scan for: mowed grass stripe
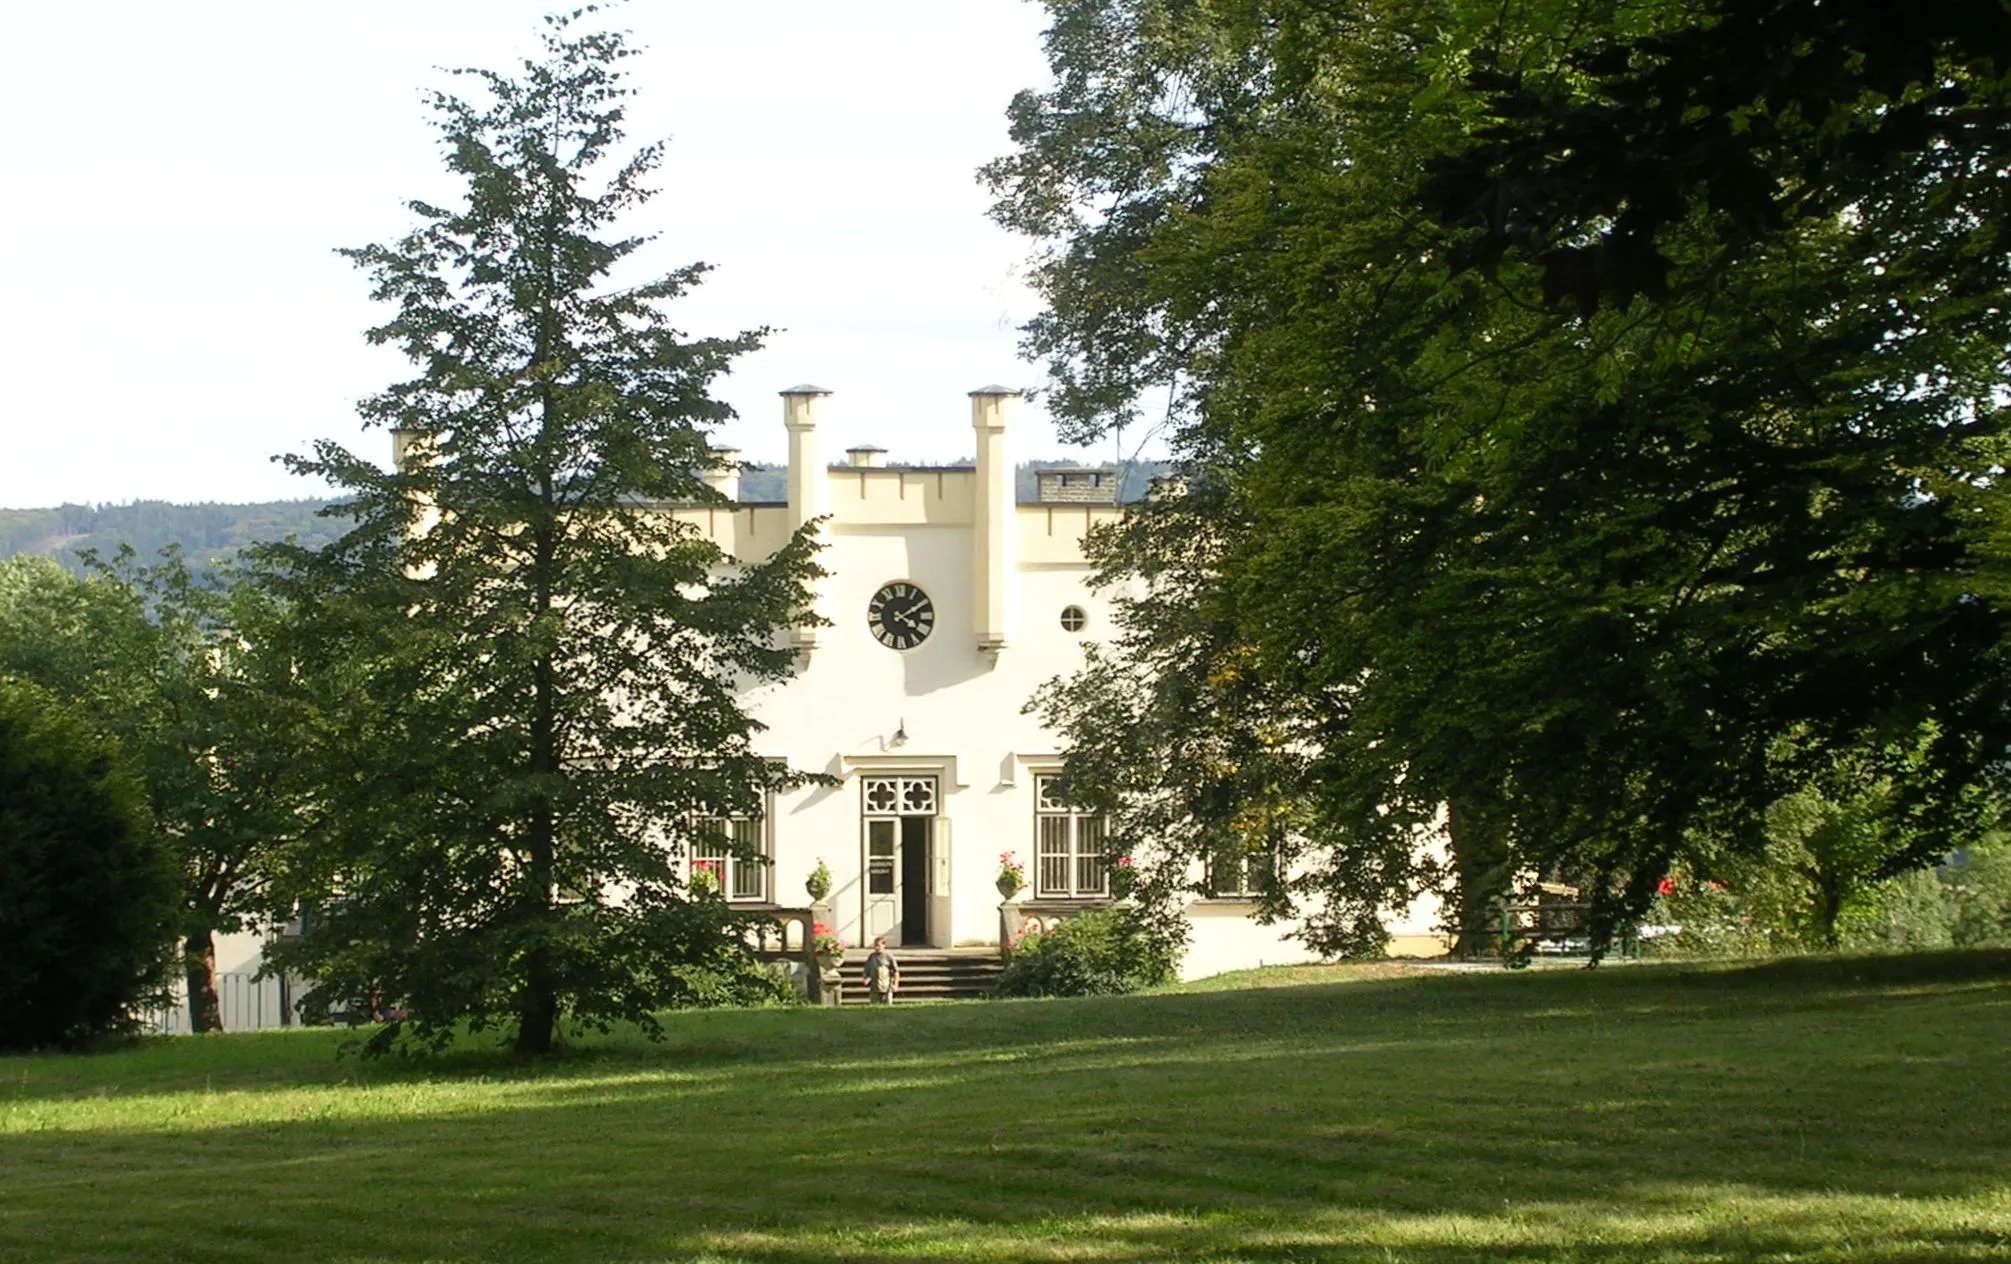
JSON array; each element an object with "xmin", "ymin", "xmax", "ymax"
[{"xmin": 2, "ymin": 953, "xmax": 2008, "ymax": 1262}]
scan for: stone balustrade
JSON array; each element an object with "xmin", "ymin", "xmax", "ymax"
[{"xmin": 998, "ymin": 896, "xmax": 1116, "ymax": 959}]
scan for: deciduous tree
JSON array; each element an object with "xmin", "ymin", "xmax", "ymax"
[
  {"xmin": 991, "ymin": 0, "xmax": 2011, "ymax": 954},
  {"xmin": 0, "ymin": 552, "xmax": 305, "ymax": 1032}
]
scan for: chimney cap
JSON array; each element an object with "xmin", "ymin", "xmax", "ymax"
[
  {"xmin": 844, "ymin": 444, "xmax": 887, "ymax": 453},
  {"xmin": 780, "ymin": 383, "xmax": 833, "ymax": 396},
  {"xmin": 968, "ymin": 384, "xmax": 1019, "ymax": 398}
]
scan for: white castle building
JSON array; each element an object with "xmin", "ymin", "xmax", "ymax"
[
  {"xmin": 184, "ymin": 382, "xmax": 1446, "ymax": 1030},
  {"xmin": 666, "ymin": 385, "xmax": 1448, "ymax": 979}
]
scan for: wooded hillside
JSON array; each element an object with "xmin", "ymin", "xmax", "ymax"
[
  {"xmin": 1, "ymin": 462, "xmax": 1168, "ymax": 573},
  {"xmin": 0, "ymin": 502, "xmax": 341, "ymax": 573}
]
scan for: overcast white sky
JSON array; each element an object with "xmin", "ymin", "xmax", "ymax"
[{"xmin": 0, "ymin": 1, "xmax": 1132, "ymax": 508}]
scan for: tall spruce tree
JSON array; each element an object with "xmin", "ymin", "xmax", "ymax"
[{"xmin": 263, "ymin": 13, "xmax": 820, "ymax": 1054}]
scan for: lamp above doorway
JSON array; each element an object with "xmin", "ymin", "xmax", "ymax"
[{"xmin": 889, "ymin": 718, "xmax": 908, "ymax": 749}]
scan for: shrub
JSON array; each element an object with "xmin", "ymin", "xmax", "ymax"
[
  {"xmin": 1847, "ymin": 867, "xmax": 1954, "ymax": 952},
  {"xmin": 662, "ymin": 957, "xmax": 799, "ymax": 1010},
  {"xmin": 1942, "ymin": 839, "xmax": 2011, "ymax": 949},
  {"xmin": 992, "ymin": 907, "xmax": 1183, "ymax": 998},
  {"xmin": 1644, "ymin": 837, "xmax": 2011, "ymax": 960},
  {"xmin": 0, "ymin": 677, "xmax": 178, "ymax": 1049}
]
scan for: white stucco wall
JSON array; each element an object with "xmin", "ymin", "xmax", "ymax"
[
  {"xmin": 1180, "ymin": 901, "xmax": 1323, "ymax": 980},
  {"xmin": 736, "ymin": 500, "xmax": 1099, "ymax": 948},
  {"xmin": 657, "ymin": 387, "xmax": 1444, "ymax": 976}
]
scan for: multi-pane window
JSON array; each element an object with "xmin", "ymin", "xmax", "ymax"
[
  {"xmin": 1034, "ymin": 774, "xmax": 1108, "ymax": 899},
  {"xmin": 693, "ymin": 814, "xmax": 767, "ymax": 902},
  {"xmin": 1208, "ymin": 846, "xmax": 1276, "ymax": 899}
]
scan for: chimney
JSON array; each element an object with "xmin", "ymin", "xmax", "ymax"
[
  {"xmin": 387, "ymin": 429, "xmax": 441, "ymax": 563},
  {"xmin": 845, "ymin": 445, "xmax": 886, "ymax": 469},
  {"xmin": 702, "ymin": 446, "xmax": 741, "ymax": 502},
  {"xmin": 970, "ymin": 386, "xmax": 1017, "ymax": 661},
  {"xmin": 389, "ymin": 428, "xmax": 434, "ymax": 471},
  {"xmin": 781, "ymin": 385, "xmax": 831, "ymax": 651}
]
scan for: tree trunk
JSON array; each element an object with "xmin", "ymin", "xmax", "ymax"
[
  {"xmin": 513, "ymin": 561, "xmax": 560, "ymax": 1057},
  {"xmin": 511, "ymin": 338, "xmax": 563, "ymax": 1061},
  {"xmin": 513, "ymin": 754, "xmax": 560, "ymax": 1055},
  {"xmin": 1816, "ymin": 878, "xmax": 1845, "ymax": 951},
  {"xmin": 1447, "ymin": 796, "xmax": 1513, "ymax": 959},
  {"xmin": 184, "ymin": 929, "xmax": 223, "ymax": 1034},
  {"xmin": 513, "ymin": 956, "xmax": 557, "ymax": 1056}
]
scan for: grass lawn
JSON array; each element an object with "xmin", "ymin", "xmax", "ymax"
[{"xmin": 3, "ymin": 952, "xmax": 2009, "ymax": 1263}]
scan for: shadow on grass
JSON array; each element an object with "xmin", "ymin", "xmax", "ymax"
[
  {"xmin": 18, "ymin": 949, "xmax": 2011, "ymax": 1086},
  {"xmin": 3, "ymin": 951, "xmax": 2010, "ymax": 1260}
]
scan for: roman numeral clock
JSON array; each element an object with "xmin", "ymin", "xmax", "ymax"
[{"xmin": 867, "ymin": 582, "xmax": 935, "ymax": 651}]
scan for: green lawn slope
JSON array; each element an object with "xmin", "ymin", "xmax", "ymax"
[{"xmin": 3, "ymin": 953, "xmax": 2008, "ymax": 1262}]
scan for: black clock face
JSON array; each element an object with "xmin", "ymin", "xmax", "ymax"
[{"xmin": 867, "ymin": 582, "xmax": 935, "ymax": 651}]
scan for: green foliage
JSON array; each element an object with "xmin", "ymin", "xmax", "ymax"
[
  {"xmin": 991, "ymin": 0, "xmax": 2011, "ymax": 956},
  {"xmin": 1763, "ymin": 788, "xmax": 1903, "ymax": 949},
  {"xmin": 0, "ymin": 501, "xmax": 337, "ymax": 574},
  {"xmin": 804, "ymin": 859, "xmax": 832, "ymax": 903},
  {"xmin": 1845, "ymin": 839, "xmax": 2011, "ymax": 954},
  {"xmin": 0, "ymin": 677, "xmax": 178, "ymax": 1050},
  {"xmin": 1649, "ymin": 829, "xmax": 2011, "ymax": 958},
  {"xmin": 1027, "ymin": 483, "xmax": 1418, "ymax": 958},
  {"xmin": 0, "ymin": 556, "xmax": 156, "ymax": 708},
  {"xmin": 0, "ymin": 550, "xmax": 310, "ymax": 1033},
  {"xmin": 992, "ymin": 907, "xmax": 1184, "ymax": 998},
  {"xmin": 1857, "ymin": 868, "xmax": 1956, "ymax": 953},
  {"xmin": 664, "ymin": 958, "xmax": 798, "ymax": 1011},
  {"xmin": 260, "ymin": 14, "xmax": 822, "ymax": 1056},
  {"xmin": 1648, "ymin": 867, "xmax": 1800, "ymax": 959},
  {"xmin": 1941, "ymin": 840, "xmax": 2011, "ymax": 948},
  {"xmin": 1424, "ymin": 0, "xmax": 2011, "ymax": 314}
]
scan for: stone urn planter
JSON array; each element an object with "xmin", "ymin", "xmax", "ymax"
[
  {"xmin": 996, "ymin": 851, "xmax": 1026, "ymax": 901},
  {"xmin": 811, "ymin": 921, "xmax": 845, "ymax": 979}
]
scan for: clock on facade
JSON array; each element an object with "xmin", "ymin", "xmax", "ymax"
[{"xmin": 867, "ymin": 582, "xmax": 935, "ymax": 650}]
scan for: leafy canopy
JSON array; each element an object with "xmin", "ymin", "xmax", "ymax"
[
  {"xmin": 0, "ymin": 550, "xmax": 307, "ymax": 1033},
  {"xmin": 992, "ymin": 0, "xmax": 2011, "ymax": 953}
]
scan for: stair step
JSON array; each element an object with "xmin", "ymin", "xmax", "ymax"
[{"xmin": 832, "ymin": 952, "xmax": 1002, "ymax": 1005}]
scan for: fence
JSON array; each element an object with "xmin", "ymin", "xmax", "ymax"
[
  {"xmin": 144, "ymin": 971, "xmax": 299, "ymax": 1035},
  {"xmin": 146, "ymin": 911, "xmax": 826, "ymax": 1032}
]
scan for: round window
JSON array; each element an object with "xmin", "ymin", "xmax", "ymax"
[{"xmin": 1060, "ymin": 605, "xmax": 1087, "ymax": 633}]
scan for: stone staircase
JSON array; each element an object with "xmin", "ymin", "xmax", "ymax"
[{"xmin": 837, "ymin": 949, "xmax": 1003, "ymax": 1004}]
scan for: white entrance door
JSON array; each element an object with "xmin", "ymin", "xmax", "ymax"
[
  {"xmin": 863, "ymin": 818, "xmax": 900, "ymax": 944},
  {"xmin": 861, "ymin": 775, "xmax": 939, "ymax": 948}
]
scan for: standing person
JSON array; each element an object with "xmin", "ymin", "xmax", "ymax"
[{"xmin": 864, "ymin": 936, "xmax": 900, "ymax": 1004}]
